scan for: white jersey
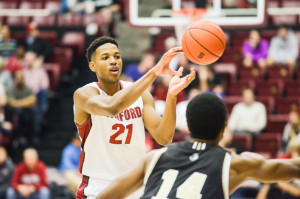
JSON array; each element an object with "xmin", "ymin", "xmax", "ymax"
[{"xmin": 75, "ymin": 80, "xmax": 146, "ymax": 181}]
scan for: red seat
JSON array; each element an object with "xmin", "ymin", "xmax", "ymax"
[
  {"xmin": 267, "ymin": 67, "xmax": 291, "ymax": 81},
  {"xmin": 255, "ymin": 133, "xmax": 282, "ymax": 158},
  {"xmin": 44, "ymin": 1, "xmax": 61, "ymax": 13},
  {"xmin": 19, "ymin": 1, "xmax": 43, "ymax": 9},
  {"xmin": 49, "ymin": 47, "xmax": 73, "ymax": 74},
  {"xmin": 7, "ymin": 16, "xmax": 31, "ymax": 26},
  {"xmin": 172, "ymin": 132, "xmax": 189, "ymax": 143},
  {"xmin": 266, "ymin": 114, "xmax": 288, "ymax": 133},
  {"xmin": 60, "ymin": 32, "xmax": 85, "ymax": 57},
  {"xmin": 213, "ymin": 63, "xmax": 237, "ymax": 82},
  {"xmin": 0, "ymin": 1, "xmax": 18, "ymax": 8},
  {"xmin": 227, "ymin": 79, "xmax": 255, "ymax": 96},
  {"xmin": 255, "ymin": 80, "xmax": 284, "ymax": 97},
  {"xmin": 44, "ymin": 63, "xmax": 60, "ymax": 90},
  {"xmin": 32, "ymin": 15, "xmax": 56, "ymax": 26},
  {"xmin": 233, "ymin": 134, "xmax": 252, "ymax": 151},
  {"xmin": 57, "ymin": 13, "xmax": 82, "ymax": 26},
  {"xmin": 239, "ymin": 67, "xmax": 263, "ymax": 81},
  {"xmin": 282, "ymin": 1, "xmax": 300, "ymax": 7},
  {"xmin": 285, "ymin": 82, "xmax": 300, "ymax": 97},
  {"xmin": 39, "ymin": 31, "xmax": 58, "ymax": 47},
  {"xmin": 223, "ymin": 96, "xmax": 242, "ymax": 114},
  {"xmin": 274, "ymin": 96, "xmax": 300, "ymax": 114},
  {"xmin": 271, "ymin": 15, "xmax": 298, "ymax": 26}
]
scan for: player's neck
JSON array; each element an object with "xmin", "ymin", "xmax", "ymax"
[
  {"xmin": 98, "ymin": 79, "xmax": 121, "ymax": 96},
  {"xmin": 190, "ymin": 138, "xmax": 219, "ymax": 145}
]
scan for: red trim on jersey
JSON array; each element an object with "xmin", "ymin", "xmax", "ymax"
[
  {"xmin": 76, "ymin": 118, "xmax": 92, "ymax": 173},
  {"xmin": 76, "ymin": 175, "xmax": 89, "ymax": 199},
  {"xmin": 96, "ymin": 81, "xmax": 124, "ymax": 91}
]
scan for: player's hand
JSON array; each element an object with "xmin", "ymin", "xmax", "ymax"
[
  {"xmin": 153, "ymin": 47, "xmax": 184, "ymax": 76},
  {"xmin": 168, "ymin": 67, "xmax": 196, "ymax": 96}
]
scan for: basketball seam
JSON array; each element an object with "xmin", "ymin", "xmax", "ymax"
[
  {"xmin": 188, "ymin": 30, "xmax": 219, "ymax": 59},
  {"xmin": 189, "ymin": 28, "xmax": 225, "ymax": 48},
  {"xmin": 184, "ymin": 32, "xmax": 200, "ymax": 64}
]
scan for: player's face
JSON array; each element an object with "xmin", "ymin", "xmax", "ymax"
[{"xmin": 90, "ymin": 43, "xmax": 122, "ymax": 83}]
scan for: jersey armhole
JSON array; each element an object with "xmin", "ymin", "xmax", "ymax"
[
  {"xmin": 222, "ymin": 152, "xmax": 231, "ymax": 199},
  {"xmin": 143, "ymin": 147, "xmax": 167, "ymax": 185}
]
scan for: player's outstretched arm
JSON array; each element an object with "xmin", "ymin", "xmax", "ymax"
[
  {"xmin": 230, "ymin": 152, "xmax": 300, "ymax": 194},
  {"xmin": 96, "ymin": 151, "xmax": 155, "ymax": 199},
  {"xmin": 74, "ymin": 47, "xmax": 183, "ymax": 121},
  {"xmin": 142, "ymin": 67, "xmax": 195, "ymax": 145}
]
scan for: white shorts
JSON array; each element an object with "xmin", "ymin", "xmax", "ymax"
[{"xmin": 76, "ymin": 175, "xmax": 144, "ymax": 199}]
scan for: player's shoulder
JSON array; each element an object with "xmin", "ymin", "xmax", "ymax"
[
  {"xmin": 74, "ymin": 82, "xmax": 100, "ymax": 98},
  {"xmin": 231, "ymin": 151, "xmax": 265, "ymax": 171}
]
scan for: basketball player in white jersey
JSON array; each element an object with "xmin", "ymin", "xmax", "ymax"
[
  {"xmin": 97, "ymin": 93, "xmax": 300, "ymax": 199},
  {"xmin": 73, "ymin": 36, "xmax": 195, "ymax": 199}
]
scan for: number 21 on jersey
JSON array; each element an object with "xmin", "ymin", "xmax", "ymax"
[
  {"xmin": 109, "ymin": 123, "xmax": 133, "ymax": 144},
  {"xmin": 152, "ymin": 169, "xmax": 207, "ymax": 199}
]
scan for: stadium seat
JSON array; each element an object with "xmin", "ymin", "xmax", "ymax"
[
  {"xmin": 227, "ymin": 79, "xmax": 255, "ymax": 96},
  {"xmin": 214, "ymin": 63, "xmax": 237, "ymax": 82},
  {"xmin": 238, "ymin": 67, "xmax": 263, "ymax": 81},
  {"xmin": 285, "ymin": 82, "xmax": 300, "ymax": 97},
  {"xmin": 49, "ymin": 47, "xmax": 73, "ymax": 74},
  {"xmin": 274, "ymin": 96, "xmax": 300, "ymax": 114},
  {"xmin": 39, "ymin": 31, "xmax": 58, "ymax": 47},
  {"xmin": 223, "ymin": 96, "xmax": 242, "ymax": 114},
  {"xmin": 255, "ymin": 133, "xmax": 282, "ymax": 158},
  {"xmin": 44, "ymin": 1, "xmax": 61, "ymax": 13},
  {"xmin": 0, "ymin": 1, "xmax": 18, "ymax": 9},
  {"xmin": 6, "ymin": 16, "xmax": 31, "ymax": 26},
  {"xmin": 60, "ymin": 32, "xmax": 85, "ymax": 57},
  {"xmin": 19, "ymin": 1, "xmax": 43, "ymax": 9},
  {"xmin": 57, "ymin": 13, "xmax": 82, "ymax": 27},
  {"xmin": 267, "ymin": 67, "xmax": 291, "ymax": 81},
  {"xmin": 266, "ymin": 114, "xmax": 288, "ymax": 133},
  {"xmin": 32, "ymin": 15, "xmax": 56, "ymax": 27},
  {"xmin": 44, "ymin": 63, "xmax": 61, "ymax": 90},
  {"xmin": 255, "ymin": 79, "xmax": 284, "ymax": 97},
  {"xmin": 233, "ymin": 134, "xmax": 252, "ymax": 151},
  {"xmin": 271, "ymin": 15, "xmax": 298, "ymax": 26},
  {"xmin": 282, "ymin": 1, "xmax": 300, "ymax": 7}
]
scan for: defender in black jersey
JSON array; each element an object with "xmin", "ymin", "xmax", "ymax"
[{"xmin": 97, "ymin": 93, "xmax": 300, "ymax": 199}]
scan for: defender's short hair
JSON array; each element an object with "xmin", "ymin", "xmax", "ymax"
[
  {"xmin": 86, "ymin": 36, "xmax": 119, "ymax": 62},
  {"xmin": 186, "ymin": 93, "xmax": 227, "ymax": 140}
]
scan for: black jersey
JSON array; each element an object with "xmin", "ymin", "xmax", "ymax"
[{"xmin": 141, "ymin": 140, "xmax": 231, "ymax": 199}]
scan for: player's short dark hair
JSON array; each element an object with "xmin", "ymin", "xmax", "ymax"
[
  {"xmin": 186, "ymin": 93, "xmax": 227, "ymax": 140},
  {"xmin": 86, "ymin": 36, "xmax": 119, "ymax": 62}
]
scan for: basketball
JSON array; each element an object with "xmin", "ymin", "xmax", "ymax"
[{"xmin": 182, "ymin": 20, "xmax": 226, "ymax": 65}]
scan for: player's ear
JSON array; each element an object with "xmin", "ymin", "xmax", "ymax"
[{"xmin": 89, "ymin": 62, "xmax": 96, "ymax": 72}]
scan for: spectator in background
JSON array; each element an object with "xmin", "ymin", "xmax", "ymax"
[
  {"xmin": 0, "ymin": 83, "xmax": 13, "ymax": 138},
  {"xmin": 25, "ymin": 22, "xmax": 52, "ymax": 61},
  {"xmin": 6, "ymin": 71, "xmax": 38, "ymax": 146},
  {"xmin": 227, "ymin": 88, "xmax": 267, "ymax": 150},
  {"xmin": 257, "ymin": 138, "xmax": 300, "ymax": 199},
  {"xmin": 124, "ymin": 52, "xmax": 156, "ymax": 82},
  {"xmin": 6, "ymin": 148, "xmax": 50, "ymax": 199},
  {"xmin": 242, "ymin": 30, "xmax": 269, "ymax": 71},
  {"xmin": 281, "ymin": 111, "xmax": 300, "ymax": 152},
  {"xmin": 23, "ymin": 51, "xmax": 49, "ymax": 118},
  {"xmin": 0, "ymin": 25, "xmax": 16, "ymax": 58},
  {"xmin": 6, "ymin": 44, "xmax": 26, "ymax": 75},
  {"xmin": 267, "ymin": 25, "xmax": 299, "ymax": 72},
  {"xmin": 164, "ymin": 36, "xmax": 179, "ymax": 71},
  {"xmin": 219, "ymin": 129, "xmax": 244, "ymax": 154},
  {"xmin": 59, "ymin": 133, "xmax": 81, "ymax": 197},
  {"xmin": 0, "ymin": 146, "xmax": 15, "ymax": 199},
  {"xmin": 0, "ymin": 56, "xmax": 13, "ymax": 88}
]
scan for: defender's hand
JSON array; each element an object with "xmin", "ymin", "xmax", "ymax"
[
  {"xmin": 168, "ymin": 67, "xmax": 196, "ymax": 96},
  {"xmin": 153, "ymin": 47, "xmax": 184, "ymax": 76}
]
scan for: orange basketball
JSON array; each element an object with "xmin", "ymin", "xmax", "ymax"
[{"xmin": 182, "ymin": 20, "xmax": 226, "ymax": 65}]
